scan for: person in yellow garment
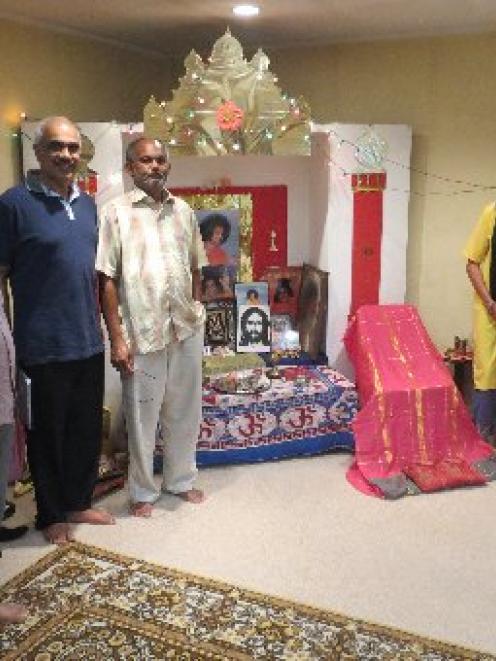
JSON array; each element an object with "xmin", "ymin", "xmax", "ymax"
[{"xmin": 464, "ymin": 202, "xmax": 496, "ymax": 444}]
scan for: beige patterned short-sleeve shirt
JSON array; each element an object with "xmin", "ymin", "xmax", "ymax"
[{"xmin": 96, "ymin": 188, "xmax": 207, "ymax": 354}]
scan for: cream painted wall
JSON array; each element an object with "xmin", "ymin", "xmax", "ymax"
[
  {"xmin": 269, "ymin": 34, "xmax": 496, "ymax": 351},
  {"xmin": 0, "ymin": 19, "xmax": 172, "ymax": 191},
  {"xmin": 1, "ymin": 20, "xmax": 495, "ymax": 354}
]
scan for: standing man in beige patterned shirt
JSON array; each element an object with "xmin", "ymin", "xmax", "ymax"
[{"xmin": 97, "ymin": 137, "xmax": 207, "ymax": 517}]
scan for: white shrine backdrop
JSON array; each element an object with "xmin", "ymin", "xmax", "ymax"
[
  {"xmin": 311, "ymin": 124, "xmax": 412, "ymax": 376},
  {"xmin": 21, "ymin": 121, "xmax": 411, "ymax": 437}
]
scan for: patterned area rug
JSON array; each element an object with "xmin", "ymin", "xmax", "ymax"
[{"xmin": 0, "ymin": 542, "xmax": 493, "ymax": 660}]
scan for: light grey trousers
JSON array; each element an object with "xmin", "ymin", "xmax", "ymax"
[
  {"xmin": 0, "ymin": 424, "xmax": 14, "ymax": 520},
  {"xmin": 122, "ymin": 330, "xmax": 203, "ymax": 504}
]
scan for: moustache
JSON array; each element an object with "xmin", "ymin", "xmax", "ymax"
[{"xmin": 146, "ymin": 172, "xmax": 167, "ymax": 179}]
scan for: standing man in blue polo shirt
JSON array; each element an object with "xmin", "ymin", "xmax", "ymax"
[{"xmin": 0, "ymin": 116, "xmax": 115, "ymax": 545}]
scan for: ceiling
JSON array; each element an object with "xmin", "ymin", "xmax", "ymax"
[{"xmin": 0, "ymin": 0, "xmax": 495, "ymax": 59}]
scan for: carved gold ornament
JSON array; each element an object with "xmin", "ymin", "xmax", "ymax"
[{"xmin": 144, "ymin": 29, "xmax": 311, "ymax": 156}]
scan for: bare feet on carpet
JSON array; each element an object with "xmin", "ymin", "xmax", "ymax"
[
  {"xmin": 130, "ymin": 502, "xmax": 153, "ymax": 518},
  {"xmin": 42, "ymin": 522, "xmax": 74, "ymax": 545},
  {"xmin": 67, "ymin": 508, "xmax": 116, "ymax": 525},
  {"xmin": 0, "ymin": 602, "xmax": 28, "ymax": 624},
  {"xmin": 176, "ymin": 488, "xmax": 205, "ymax": 504}
]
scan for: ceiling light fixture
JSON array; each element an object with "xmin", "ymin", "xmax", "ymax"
[{"xmin": 232, "ymin": 4, "xmax": 260, "ymax": 18}]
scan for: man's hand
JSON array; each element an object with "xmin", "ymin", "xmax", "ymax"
[{"xmin": 110, "ymin": 337, "xmax": 134, "ymax": 376}]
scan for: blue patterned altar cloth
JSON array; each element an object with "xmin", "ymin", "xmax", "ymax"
[{"xmin": 197, "ymin": 365, "xmax": 357, "ymax": 465}]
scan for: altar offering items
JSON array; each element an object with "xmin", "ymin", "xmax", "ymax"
[
  {"xmin": 202, "ymin": 352, "xmax": 264, "ymax": 377},
  {"xmin": 211, "ymin": 369, "xmax": 271, "ymax": 394},
  {"xmin": 444, "ymin": 336, "xmax": 473, "ymax": 361},
  {"xmin": 198, "ymin": 365, "xmax": 357, "ymax": 466},
  {"xmin": 297, "ymin": 264, "xmax": 329, "ymax": 360},
  {"xmin": 237, "ymin": 305, "xmax": 271, "ymax": 353},
  {"xmin": 345, "ymin": 304, "xmax": 495, "ymax": 499},
  {"xmin": 264, "ymin": 266, "xmax": 302, "ymax": 317}
]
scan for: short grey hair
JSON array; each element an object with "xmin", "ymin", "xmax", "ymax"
[
  {"xmin": 126, "ymin": 137, "xmax": 169, "ymax": 163},
  {"xmin": 33, "ymin": 116, "xmax": 81, "ymax": 147}
]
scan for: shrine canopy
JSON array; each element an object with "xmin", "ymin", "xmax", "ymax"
[{"xmin": 144, "ymin": 28, "xmax": 311, "ymax": 157}]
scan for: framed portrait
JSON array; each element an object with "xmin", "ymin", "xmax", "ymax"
[
  {"xmin": 201, "ymin": 265, "xmax": 236, "ymax": 303},
  {"xmin": 205, "ymin": 301, "xmax": 235, "ymax": 348},
  {"xmin": 264, "ymin": 266, "xmax": 302, "ymax": 317},
  {"xmin": 173, "ymin": 191, "xmax": 254, "ymax": 282},
  {"xmin": 234, "ymin": 282, "xmax": 269, "ymax": 308},
  {"xmin": 198, "ymin": 208, "xmax": 240, "ymax": 272},
  {"xmin": 237, "ymin": 304, "xmax": 271, "ymax": 353},
  {"xmin": 271, "ymin": 314, "xmax": 301, "ymax": 352},
  {"xmin": 296, "ymin": 263, "xmax": 329, "ymax": 360}
]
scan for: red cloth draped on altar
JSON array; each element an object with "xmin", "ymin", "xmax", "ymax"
[{"xmin": 344, "ymin": 305, "xmax": 495, "ymax": 498}]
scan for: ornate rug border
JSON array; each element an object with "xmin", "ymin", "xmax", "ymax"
[{"xmin": 0, "ymin": 541, "xmax": 493, "ymax": 659}]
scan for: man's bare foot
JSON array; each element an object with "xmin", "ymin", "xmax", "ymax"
[
  {"xmin": 176, "ymin": 488, "xmax": 205, "ymax": 504},
  {"xmin": 42, "ymin": 522, "xmax": 73, "ymax": 545},
  {"xmin": 67, "ymin": 509, "xmax": 115, "ymax": 525},
  {"xmin": 0, "ymin": 602, "xmax": 28, "ymax": 624},
  {"xmin": 130, "ymin": 502, "xmax": 153, "ymax": 518}
]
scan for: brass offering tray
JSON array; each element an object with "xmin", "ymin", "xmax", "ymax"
[{"xmin": 211, "ymin": 371, "xmax": 271, "ymax": 395}]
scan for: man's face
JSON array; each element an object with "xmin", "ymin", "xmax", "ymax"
[
  {"xmin": 245, "ymin": 311, "xmax": 264, "ymax": 343},
  {"xmin": 126, "ymin": 140, "xmax": 170, "ymax": 197},
  {"xmin": 34, "ymin": 120, "xmax": 81, "ymax": 189},
  {"xmin": 212, "ymin": 225, "xmax": 224, "ymax": 245}
]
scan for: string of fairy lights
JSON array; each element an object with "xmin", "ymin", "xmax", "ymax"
[
  {"xmin": 6, "ymin": 114, "xmax": 496, "ymax": 197},
  {"xmin": 325, "ymin": 127, "xmax": 496, "ymax": 197}
]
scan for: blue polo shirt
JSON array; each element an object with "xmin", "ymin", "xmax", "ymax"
[{"xmin": 0, "ymin": 175, "xmax": 104, "ymax": 365}]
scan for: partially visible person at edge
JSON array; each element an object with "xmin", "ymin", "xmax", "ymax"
[
  {"xmin": 97, "ymin": 137, "xmax": 206, "ymax": 518},
  {"xmin": 465, "ymin": 201, "xmax": 496, "ymax": 445},
  {"xmin": 0, "ymin": 116, "xmax": 115, "ymax": 545},
  {"xmin": 0, "ymin": 288, "xmax": 28, "ymax": 624}
]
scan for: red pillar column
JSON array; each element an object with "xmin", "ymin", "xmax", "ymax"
[{"xmin": 349, "ymin": 171, "xmax": 387, "ymax": 317}]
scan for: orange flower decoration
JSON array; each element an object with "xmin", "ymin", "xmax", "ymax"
[{"xmin": 216, "ymin": 101, "xmax": 244, "ymax": 131}]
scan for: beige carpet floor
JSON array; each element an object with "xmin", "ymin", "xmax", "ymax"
[{"xmin": 2, "ymin": 452, "xmax": 496, "ymax": 655}]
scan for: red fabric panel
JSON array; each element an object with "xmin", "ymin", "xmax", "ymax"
[{"xmin": 350, "ymin": 190, "xmax": 383, "ymax": 316}]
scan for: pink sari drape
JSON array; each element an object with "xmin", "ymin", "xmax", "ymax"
[{"xmin": 344, "ymin": 305, "xmax": 494, "ymax": 497}]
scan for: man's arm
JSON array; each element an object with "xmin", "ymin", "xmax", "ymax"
[
  {"xmin": 192, "ymin": 268, "xmax": 202, "ymax": 302},
  {"xmin": 99, "ymin": 273, "xmax": 134, "ymax": 375},
  {"xmin": 0, "ymin": 265, "xmax": 11, "ymax": 324},
  {"xmin": 466, "ymin": 260, "xmax": 496, "ymax": 319}
]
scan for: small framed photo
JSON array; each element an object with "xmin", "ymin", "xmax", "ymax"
[
  {"xmin": 271, "ymin": 314, "xmax": 301, "ymax": 352},
  {"xmin": 237, "ymin": 304, "xmax": 271, "ymax": 353},
  {"xmin": 205, "ymin": 301, "xmax": 235, "ymax": 348},
  {"xmin": 296, "ymin": 263, "xmax": 329, "ymax": 359},
  {"xmin": 234, "ymin": 282, "xmax": 269, "ymax": 307},
  {"xmin": 264, "ymin": 266, "xmax": 302, "ymax": 317},
  {"xmin": 201, "ymin": 265, "xmax": 236, "ymax": 303}
]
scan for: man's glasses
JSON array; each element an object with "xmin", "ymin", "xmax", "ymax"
[{"xmin": 43, "ymin": 140, "xmax": 81, "ymax": 154}]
